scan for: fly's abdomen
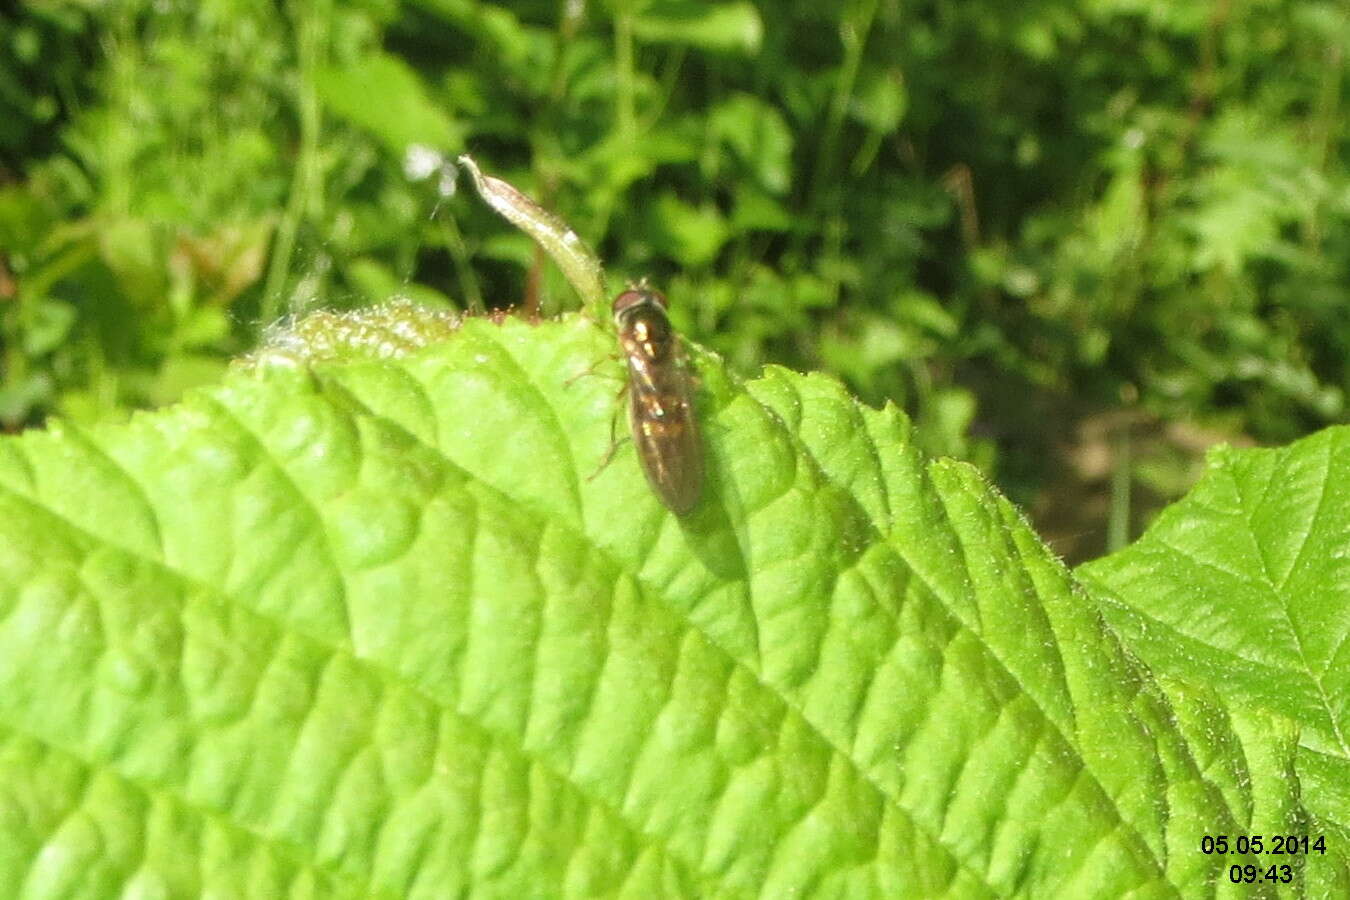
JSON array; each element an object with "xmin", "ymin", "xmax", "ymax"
[{"xmin": 629, "ymin": 389, "xmax": 702, "ymax": 515}]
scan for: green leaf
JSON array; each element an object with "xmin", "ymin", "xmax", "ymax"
[
  {"xmin": 317, "ymin": 52, "xmax": 461, "ymax": 155},
  {"xmin": 405, "ymin": 0, "xmax": 542, "ymax": 71},
  {"xmin": 1079, "ymin": 429, "xmax": 1350, "ymax": 751},
  {"xmin": 709, "ymin": 93, "xmax": 794, "ymax": 195},
  {"xmin": 631, "ymin": 2, "xmax": 763, "ymax": 54},
  {"xmin": 647, "ymin": 193, "xmax": 730, "ymax": 267},
  {"xmin": 97, "ymin": 216, "xmax": 166, "ymax": 306},
  {"xmin": 345, "ymin": 257, "xmax": 456, "ymax": 310},
  {"xmin": 0, "ymin": 304, "xmax": 1321, "ymax": 894},
  {"xmin": 19, "ymin": 297, "xmax": 77, "ymax": 357},
  {"xmin": 1079, "ymin": 427, "xmax": 1350, "ymax": 891},
  {"xmin": 849, "ymin": 69, "xmax": 908, "ymax": 134},
  {"xmin": 730, "ymin": 183, "xmax": 793, "ymax": 232}
]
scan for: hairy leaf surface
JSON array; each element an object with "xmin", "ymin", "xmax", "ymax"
[
  {"xmin": 1081, "ymin": 428, "xmax": 1350, "ymax": 893},
  {"xmin": 0, "ymin": 309, "xmax": 1321, "ymax": 896}
]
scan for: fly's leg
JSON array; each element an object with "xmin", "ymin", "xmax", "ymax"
[
  {"xmin": 587, "ymin": 384, "xmax": 630, "ymax": 482},
  {"xmin": 565, "ymin": 354, "xmax": 623, "ymax": 388}
]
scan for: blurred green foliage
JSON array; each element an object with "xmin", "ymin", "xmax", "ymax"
[{"xmin": 2, "ymin": 0, "xmax": 1347, "ymax": 558}]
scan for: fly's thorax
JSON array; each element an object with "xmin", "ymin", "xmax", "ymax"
[{"xmin": 615, "ymin": 295, "xmax": 677, "ymax": 365}]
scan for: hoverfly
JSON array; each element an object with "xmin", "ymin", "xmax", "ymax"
[{"xmin": 611, "ymin": 284, "xmax": 703, "ymax": 515}]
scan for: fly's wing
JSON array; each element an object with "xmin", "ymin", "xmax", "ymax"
[{"xmin": 628, "ymin": 363, "xmax": 703, "ymax": 515}]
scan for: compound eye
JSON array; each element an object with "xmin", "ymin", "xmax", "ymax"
[
  {"xmin": 612, "ymin": 286, "xmax": 667, "ymax": 318},
  {"xmin": 612, "ymin": 289, "xmax": 646, "ymax": 316}
]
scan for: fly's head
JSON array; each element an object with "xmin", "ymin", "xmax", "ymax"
[{"xmin": 613, "ymin": 283, "xmax": 674, "ymax": 363}]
